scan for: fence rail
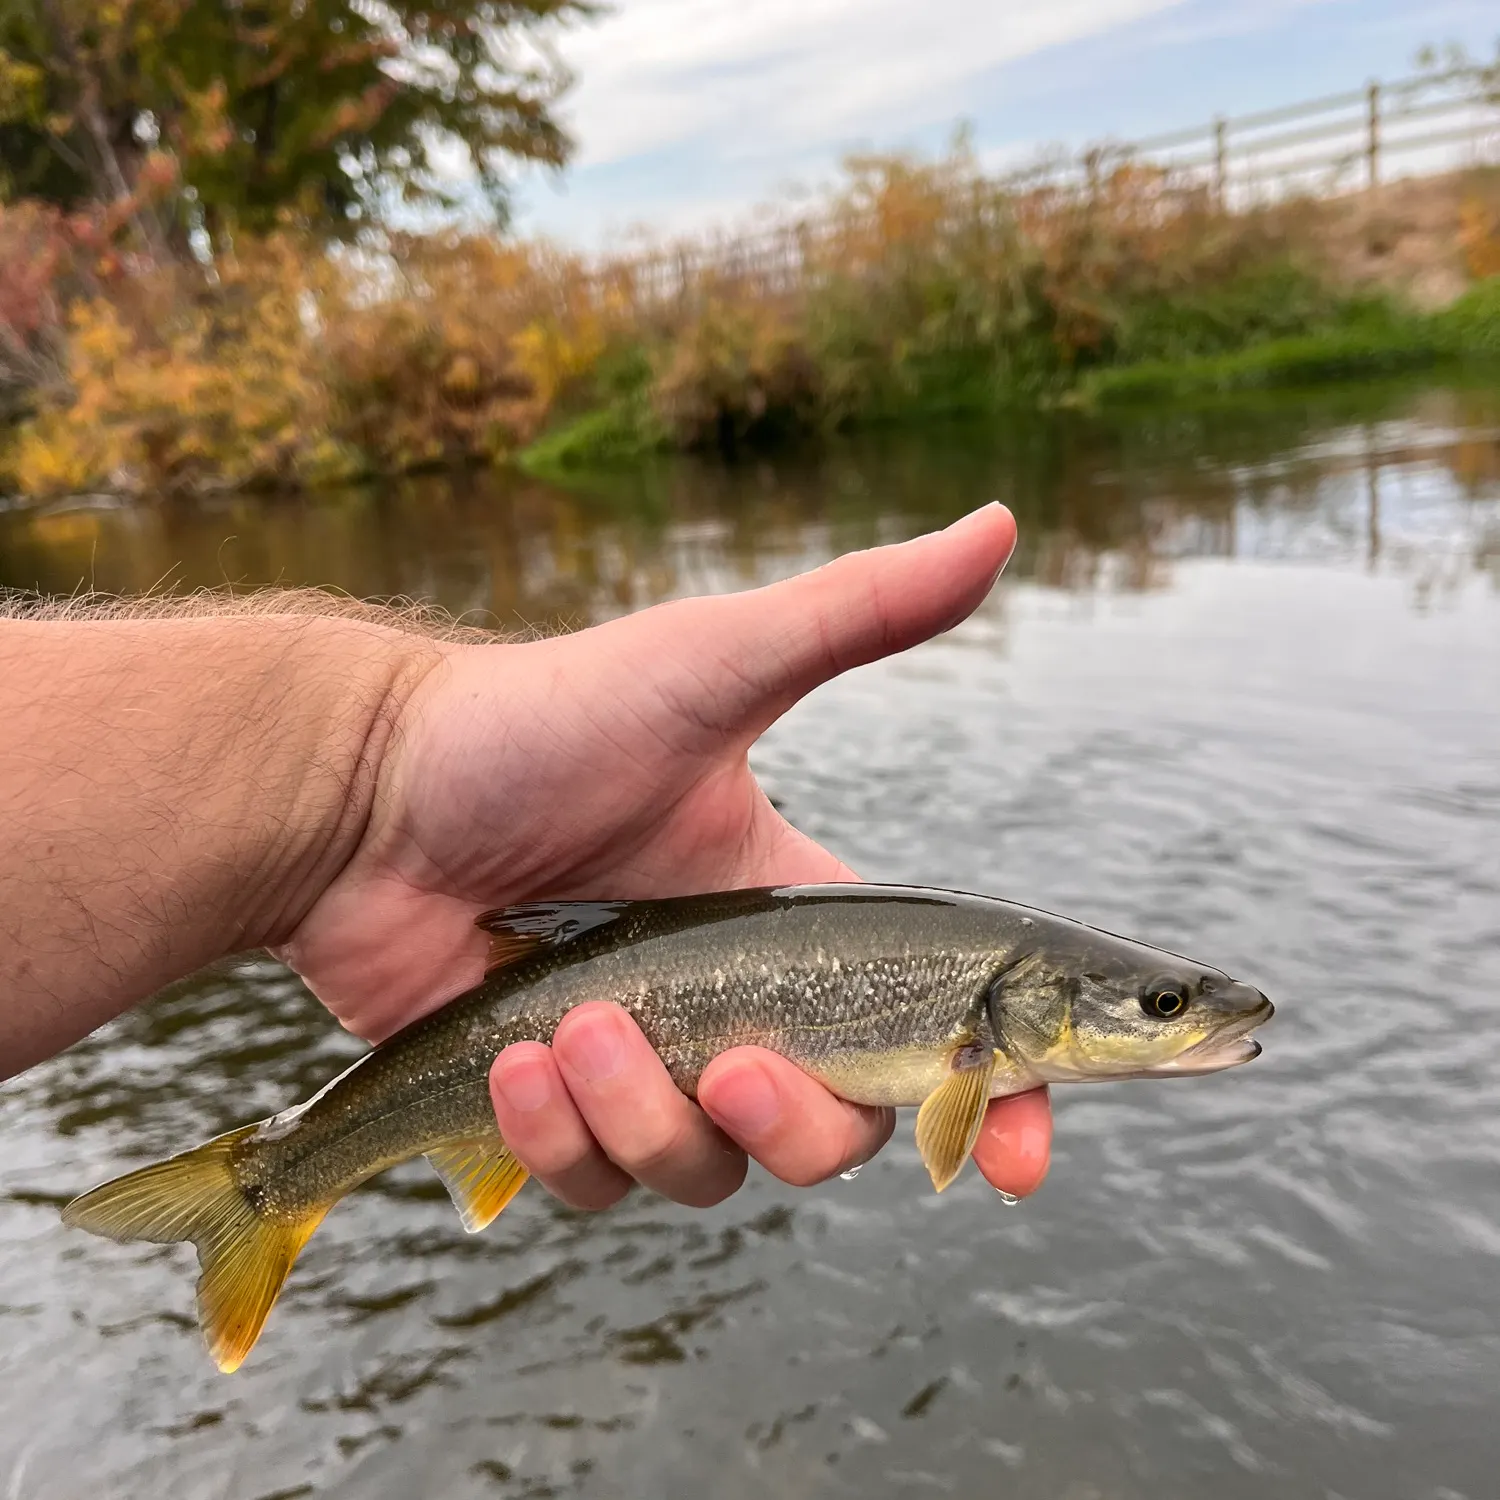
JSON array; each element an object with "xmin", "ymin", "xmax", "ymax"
[
  {"xmin": 1124, "ymin": 68, "xmax": 1498, "ymax": 203},
  {"xmin": 585, "ymin": 66, "xmax": 1500, "ymax": 301}
]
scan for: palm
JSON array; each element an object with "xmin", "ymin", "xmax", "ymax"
[{"xmin": 280, "ymin": 508, "xmax": 1013, "ymax": 1042}]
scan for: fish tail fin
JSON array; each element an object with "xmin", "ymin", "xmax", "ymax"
[{"xmin": 61, "ymin": 1125, "xmax": 328, "ymax": 1374}]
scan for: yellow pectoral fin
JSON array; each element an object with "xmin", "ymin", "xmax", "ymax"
[
  {"xmin": 914, "ymin": 1046, "xmax": 996, "ymax": 1193},
  {"xmin": 425, "ymin": 1134, "xmax": 530, "ymax": 1233}
]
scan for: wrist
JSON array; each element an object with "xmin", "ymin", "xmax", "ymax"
[
  {"xmin": 240, "ymin": 616, "xmax": 445, "ymax": 951},
  {"xmin": 0, "ymin": 610, "xmax": 442, "ymax": 1073}
]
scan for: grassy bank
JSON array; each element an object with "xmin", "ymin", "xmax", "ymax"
[
  {"xmin": 519, "ymin": 282, "xmax": 1500, "ymax": 475},
  {"xmin": 1076, "ymin": 276, "xmax": 1500, "ymax": 406},
  {"xmin": 3, "ymin": 152, "xmax": 1500, "ymax": 499}
]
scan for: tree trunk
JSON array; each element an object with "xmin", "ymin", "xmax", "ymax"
[{"xmin": 39, "ymin": 0, "xmax": 167, "ymax": 265}]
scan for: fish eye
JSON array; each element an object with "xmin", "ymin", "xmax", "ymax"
[{"xmin": 1140, "ymin": 978, "xmax": 1190, "ymax": 1019}]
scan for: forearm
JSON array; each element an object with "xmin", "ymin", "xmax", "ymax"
[{"xmin": 0, "ymin": 613, "xmax": 432, "ymax": 1076}]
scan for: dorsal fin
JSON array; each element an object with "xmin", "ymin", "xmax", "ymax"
[
  {"xmin": 474, "ymin": 900, "xmax": 633, "ymax": 973},
  {"xmin": 478, "ymin": 923, "xmax": 547, "ymax": 972}
]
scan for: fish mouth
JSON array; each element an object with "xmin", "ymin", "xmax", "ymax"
[
  {"xmin": 1141, "ymin": 993, "xmax": 1273, "ymax": 1077},
  {"xmin": 1140, "ymin": 1035, "xmax": 1263, "ymax": 1077}
]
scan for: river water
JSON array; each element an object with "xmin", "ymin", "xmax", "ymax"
[{"xmin": 1, "ymin": 384, "xmax": 1497, "ymax": 1500}]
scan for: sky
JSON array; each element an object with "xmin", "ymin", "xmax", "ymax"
[{"xmin": 507, "ymin": 0, "xmax": 1499, "ymax": 247}]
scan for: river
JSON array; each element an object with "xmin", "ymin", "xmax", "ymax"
[{"xmin": 1, "ymin": 382, "xmax": 1497, "ymax": 1499}]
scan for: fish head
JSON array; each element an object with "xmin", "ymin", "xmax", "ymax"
[{"xmin": 987, "ymin": 925, "xmax": 1273, "ymax": 1085}]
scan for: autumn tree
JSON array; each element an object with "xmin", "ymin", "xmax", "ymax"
[{"xmin": 0, "ymin": 0, "xmax": 595, "ymax": 250}]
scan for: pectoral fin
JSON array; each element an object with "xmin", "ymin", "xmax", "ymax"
[
  {"xmin": 914, "ymin": 1044, "xmax": 995, "ymax": 1193},
  {"xmin": 425, "ymin": 1134, "xmax": 530, "ymax": 1233}
]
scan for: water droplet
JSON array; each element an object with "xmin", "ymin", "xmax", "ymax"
[
  {"xmin": 1020, "ymin": 917, "xmax": 1035, "ymax": 928},
  {"xmin": 840, "ymin": 1165, "xmax": 863, "ymax": 1181},
  {"xmin": 994, "ymin": 1189, "xmax": 1020, "ymax": 1206}
]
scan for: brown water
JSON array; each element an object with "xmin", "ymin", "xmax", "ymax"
[{"xmin": 1, "ymin": 384, "xmax": 1498, "ymax": 1500}]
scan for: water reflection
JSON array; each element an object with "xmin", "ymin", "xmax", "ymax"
[{"xmin": 3, "ymin": 383, "xmax": 1497, "ymax": 627}]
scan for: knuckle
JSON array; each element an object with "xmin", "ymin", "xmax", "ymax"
[
  {"xmin": 674, "ymin": 1152, "xmax": 748, "ymax": 1208},
  {"xmin": 616, "ymin": 1113, "xmax": 700, "ymax": 1180},
  {"xmin": 827, "ymin": 1106, "xmax": 893, "ymax": 1180},
  {"xmin": 778, "ymin": 1159, "xmax": 829, "ymax": 1189},
  {"xmin": 552, "ymin": 1173, "xmax": 631, "ymax": 1213},
  {"xmin": 761, "ymin": 1136, "xmax": 838, "ymax": 1189},
  {"xmin": 508, "ymin": 1133, "xmax": 583, "ymax": 1182},
  {"xmin": 500, "ymin": 1111, "xmax": 595, "ymax": 1182}
]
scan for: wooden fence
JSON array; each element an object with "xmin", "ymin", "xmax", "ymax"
[
  {"xmin": 1120, "ymin": 66, "xmax": 1498, "ymax": 202},
  {"xmin": 587, "ymin": 66, "xmax": 1500, "ymax": 303}
]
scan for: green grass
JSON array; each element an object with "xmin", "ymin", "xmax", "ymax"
[
  {"xmin": 518, "ymin": 403, "xmax": 666, "ymax": 476},
  {"xmin": 517, "ymin": 343, "xmax": 668, "ymax": 477},
  {"xmin": 1432, "ymin": 275, "xmax": 1500, "ymax": 360},
  {"xmin": 1079, "ymin": 323, "xmax": 1447, "ymax": 406},
  {"xmin": 1078, "ymin": 279, "xmax": 1500, "ymax": 408}
]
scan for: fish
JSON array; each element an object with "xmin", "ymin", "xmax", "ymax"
[{"xmin": 60, "ymin": 883, "xmax": 1273, "ymax": 1372}]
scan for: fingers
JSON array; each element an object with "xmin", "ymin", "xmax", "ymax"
[
  {"xmin": 489, "ymin": 1042, "xmax": 635, "ymax": 1210},
  {"xmin": 489, "ymin": 1012, "xmax": 893, "ymax": 1211},
  {"xmin": 634, "ymin": 502, "xmax": 1017, "ymax": 738},
  {"xmin": 697, "ymin": 1048, "xmax": 896, "ymax": 1187},
  {"xmin": 971, "ymin": 1087, "xmax": 1052, "ymax": 1198},
  {"xmin": 491, "ymin": 1007, "xmax": 1047, "ymax": 1216},
  {"xmin": 492, "ymin": 1003, "xmax": 748, "ymax": 1210}
]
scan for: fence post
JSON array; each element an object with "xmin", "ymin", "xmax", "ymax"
[
  {"xmin": 1366, "ymin": 81, "xmax": 1380, "ymax": 189},
  {"xmin": 1212, "ymin": 117, "xmax": 1227, "ymax": 206}
]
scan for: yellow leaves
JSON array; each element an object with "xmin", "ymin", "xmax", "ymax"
[
  {"xmin": 511, "ymin": 307, "xmax": 606, "ymax": 411},
  {"xmin": 309, "ymin": 83, "xmax": 399, "ymax": 150},
  {"xmin": 1459, "ymin": 195, "xmax": 1500, "ymax": 282},
  {"xmin": 9, "ymin": 414, "xmax": 107, "ymax": 500},
  {"xmin": 442, "ymin": 353, "xmax": 481, "ymax": 398},
  {"xmin": 0, "ymin": 52, "xmax": 47, "ymax": 124},
  {"xmin": 7, "ymin": 240, "xmax": 339, "ymax": 497},
  {"xmin": 135, "ymin": 151, "xmax": 181, "ymax": 197},
  {"xmin": 68, "ymin": 298, "xmax": 133, "ymax": 368},
  {"xmin": 177, "ymin": 77, "xmax": 235, "ymax": 156}
]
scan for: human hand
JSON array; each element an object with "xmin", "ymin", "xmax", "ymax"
[{"xmin": 277, "ymin": 504, "xmax": 1051, "ymax": 1206}]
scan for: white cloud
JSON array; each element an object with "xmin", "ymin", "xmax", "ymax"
[
  {"xmin": 554, "ymin": 0, "xmax": 1189, "ymax": 170},
  {"xmin": 512, "ymin": 0, "xmax": 1493, "ymax": 242}
]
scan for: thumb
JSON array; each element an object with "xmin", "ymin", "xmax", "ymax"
[{"xmin": 639, "ymin": 503, "xmax": 1016, "ymax": 733}]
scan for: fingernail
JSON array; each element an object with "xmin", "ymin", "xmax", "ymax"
[
  {"xmin": 708, "ymin": 1061, "xmax": 781, "ymax": 1139},
  {"xmin": 946, "ymin": 501, "xmax": 1001, "ymax": 530},
  {"xmin": 561, "ymin": 1010, "xmax": 627, "ymax": 1082},
  {"xmin": 493, "ymin": 1054, "xmax": 552, "ymax": 1113}
]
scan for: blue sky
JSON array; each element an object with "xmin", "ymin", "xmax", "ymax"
[{"xmin": 509, "ymin": 0, "xmax": 1498, "ymax": 246}]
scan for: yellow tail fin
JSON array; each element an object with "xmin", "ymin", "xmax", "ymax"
[{"xmin": 61, "ymin": 1125, "xmax": 328, "ymax": 1374}]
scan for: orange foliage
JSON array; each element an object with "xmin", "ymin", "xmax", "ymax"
[
  {"xmin": 4, "ymin": 231, "xmax": 637, "ymax": 494},
  {"xmin": 6, "ymin": 142, "xmax": 1476, "ymax": 497},
  {"xmin": 652, "ymin": 280, "xmax": 820, "ymax": 447},
  {"xmin": 1459, "ymin": 193, "xmax": 1500, "ymax": 280}
]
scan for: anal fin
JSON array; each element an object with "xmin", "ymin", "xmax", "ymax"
[
  {"xmin": 425, "ymin": 1133, "xmax": 530, "ymax": 1233},
  {"xmin": 914, "ymin": 1044, "xmax": 996, "ymax": 1193}
]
